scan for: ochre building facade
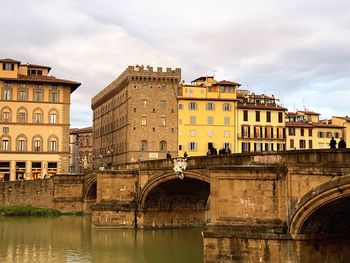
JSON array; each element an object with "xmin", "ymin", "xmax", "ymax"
[
  {"xmin": 91, "ymin": 65, "xmax": 181, "ymax": 167},
  {"xmin": 0, "ymin": 58, "xmax": 80, "ymax": 181}
]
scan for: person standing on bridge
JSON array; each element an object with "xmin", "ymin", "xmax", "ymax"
[
  {"xmin": 338, "ymin": 138, "xmax": 347, "ymax": 149},
  {"xmin": 329, "ymin": 137, "xmax": 337, "ymax": 149}
]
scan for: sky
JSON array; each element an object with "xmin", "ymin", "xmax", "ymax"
[{"xmin": 1, "ymin": 0, "xmax": 349, "ymax": 128}]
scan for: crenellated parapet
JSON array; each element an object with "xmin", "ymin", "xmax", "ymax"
[{"xmin": 91, "ymin": 65, "xmax": 181, "ymax": 109}]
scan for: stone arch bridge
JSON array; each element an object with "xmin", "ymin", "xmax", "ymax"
[
  {"xmin": 1, "ymin": 149, "xmax": 350, "ymax": 256},
  {"xmin": 87, "ymin": 149, "xmax": 350, "ymax": 241}
]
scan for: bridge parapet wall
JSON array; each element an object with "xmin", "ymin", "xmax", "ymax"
[{"xmin": 0, "ymin": 179, "xmax": 54, "ymax": 208}]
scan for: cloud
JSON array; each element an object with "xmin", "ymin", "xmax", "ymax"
[{"xmin": 0, "ymin": 0, "xmax": 349, "ymax": 127}]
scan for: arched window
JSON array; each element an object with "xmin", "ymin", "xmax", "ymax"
[
  {"xmin": 48, "ymin": 136, "xmax": 58, "ymax": 152},
  {"xmin": 48, "ymin": 109, "xmax": 59, "ymax": 124},
  {"xmin": 33, "ymin": 108, "xmax": 43, "ymax": 123},
  {"xmin": 16, "ymin": 134, "xmax": 27, "ymax": 151},
  {"xmin": 1, "ymin": 107, "xmax": 12, "ymax": 122},
  {"xmin": 160, "ymin": 141, "xmax": 167, "ymax": 151},
  {"xmin": 141, "ymin": 140, "xmax": 148, "ymax": 151},
  {"xmin": 17, "ymin": 107, "xmax": 28, "ymax": 123},
  {"xmin": 32, "ymin": 135, "xmax": 43, "ymax": 152},
  {"xmin": 1, "ymin": 135, "xmax": 11, "ymax": 151}
]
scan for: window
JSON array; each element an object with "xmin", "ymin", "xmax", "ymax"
[
  {"xmin": 34, "ymin": 113, "xmax": 42, "ymax": 123},
  {"xmin": 19, "ymin": 90, "xmax": 27, "ymax": 101},
  {"xmin": 2, "ymin": 139, "xmax": 9, "ymax": 151},
  {"xmin": 188, "ymin": 142, "xmax": 198, "ymax": 151},
  {"xmin": 308, "ymin": 128, "xmax": 313, "ymax": 137},
  {"xmin": 160, "ymin": 117, "xmax": 166, "ymax": 126},
  {"xmin": 178, "ymin": 103, "xmax": 183, "ymax": 110},
  {"xmin": 255, "ymin": 111, "xmax": 260, "ymax": 122},
  {"xmin": 3, "ymin": 89, "xmax": 10, "ymax": 100},
  {"xmin": 254, "ymin": 143, "xmax": 263, "ymax": 152},
  {"xmin": 18, "ymin": 139, "xmax": 25, "ymax": 151},
  {"xmin": 3, "ymin": 127, "xmax": 9, "ymax": 133},
  {"xmin": 18, "ymin": 112, "xmax": 26, "ymax": 123},
  {"xmin": 50, "ymin": 91, "xmax": 58, "ymax": 102},
  {"xmin": 326, "ymin": 132, "xmax": 332, "ymax": 138},
  {"xmin": 189, "ymin": 102, "xmax": 197, "ymax": 110},
  {"xmin": 224, "ymin": 130, "xmax": 230, "ymax": 137},
  {"xmin": 309, "ymin": 140, "xmax": 313, "ymax": 149},
  {"xmin": 265, "ymin": 143, "xmax": 274, "ymax": 152},
  {"xmin": 243, "ymin": 110, "xmax": 248, "ymax": 121},
  {"xmin": 254, "ymin": 126, "xmax": 261, "ymax": 138},
  {"xmin": 160, "ymin": 100, "xmax": 166, "ymax": 109},
  {"xmin": 242, "ymin": 142, "xmax": 250, "ymax": 152},
  {"xmin": 317, "ymin": 132, "xmax": 324, "ymax": 138},
  {"xmin": 278, "ymin": 112, "xmax": 283, "ymax": 123},
  {"xmin": 289, "ymin": 127, "xmax": 295, "ymax": 136},
  {"xmin": 223, "ymin": 103, "xmax": 231, "ymax": 111},
  {"xmin": 34, "ymin": 91, "xmax": 42, "ymax": 101},
  {"xmin": 223, "ymin": 142, "xmax": 231, "ymax": 150},
  {"xmin": 299, "ymin": 139, "xmax": 306, "ymax": 149},
  {"xmin": 179, "ymin": 145, "xmax": 184, "ymax": 151},
  {"xmin": 208, "ymin": 130, "xmax": 214, "ymax": 137},
  {"xmin": 290, "ymin": 139, "xmax": 294, "ymax": 148},
  {"xmin": 266, "ymin": 111, "xmax": 271, "ymax": 122},
  {"xmin": 300, "ymin": 128, "xmax": 304, "ymax": 136},
  {"xmin": 206, "ymin": 102, "xmax": 215, "ymax": 111},
  {"xmin": 141, "ymin": 140, "xmax": 148, "ymax": 151},
  {"xmin": 50, "ymin": 113, "xmax": 57, "ymax": 124},
  {"xmin": 2, "ymin": 111, "xmax": 10, "ymax": 122},
  {"xmin": 141, "ymin": 116, "xmax": 147, "ymax": 126},
  {"xmin": 190, "ymin": 130, "xmax": 196, "ymax": 137},
  {"xmin": 49, "ymin": 140, "xmax": 57, "ymax": 152},
  {"xmin": 207, "ymin": 116, "xmax": 214, "ymax": 125},
  {"xmin": 3, "ymin": 63, "xmax": 14, "ymax": 70},
  {"xmin": 190, "ymin": 116, "xmax": 196, "ymax": 124},
  {"xmin": 34, "ymin": 139, "xmax": 41, "ymax": 151},
  {"xmin": 224, "ymin": 117, "xmax": 230, "ymax": 125},
  {"xmin": 335, "ymin": 132, "xmax": 340, "ymax": 138},
  {"xmin": 160, "ymin": 141, "xmax": 167, "ymax": 151},
  {"xmin": 277, "ymin": 143, "xmax": 285, "ymax": 151},
  {"xmin": 242, "ymin": 126, "xmax": 250, "ymax": 138}
]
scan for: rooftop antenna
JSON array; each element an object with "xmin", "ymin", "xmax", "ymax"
[
  {"xmin": 212, "ymin": 70, "xmax": 217, "ymax": 78},
  {"xmin": 302, "ymin": 98, "xmax": 306, "ymax": 110}
]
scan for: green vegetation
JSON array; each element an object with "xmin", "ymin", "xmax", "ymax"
[{"xmin": 0, "ymin": 206, "xmax": 63, "ymax": 216}]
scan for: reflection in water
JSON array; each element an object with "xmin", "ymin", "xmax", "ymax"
[{"xmin": 0, "ymin": 216, "xmax": 203, "ymax": 263}]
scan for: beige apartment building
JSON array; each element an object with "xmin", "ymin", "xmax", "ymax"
[
  {"xmin": 69, "ymin": 127, "xmax": 93, "ymax": 173},
  {"xmin": 237, "ymin": 90, "xmax": 287, "ymax": 153},
  {"xmin": 331, "ymin": 116, "xmax": 350, "ymax": 145},
  {"xmin": 91, "ymin": 65, "xmax": 181, "ymax": 168},
  {"xmin": 286, "ymin": 111, "xmax": 344, "ymax": 150},
  {"xmin": 0, "ymin": 58, "xmax": 80, "ymax": 181}
]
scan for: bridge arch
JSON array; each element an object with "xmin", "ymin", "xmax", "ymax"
[
  {"xmin": 139, "ymin": 171, "xmax": 210, "ymax": 227},
  {"xmin": 289, "ymin": 174, "xmax": 350, "ymax": 239},
  {"xmin": 83, "ymin": 173, "xmax": 97, "ymax": 212}
]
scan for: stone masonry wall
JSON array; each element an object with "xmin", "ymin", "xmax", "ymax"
[{"xmin": 0, "ymin": 179, "xmax": 54, "ymax": 208}]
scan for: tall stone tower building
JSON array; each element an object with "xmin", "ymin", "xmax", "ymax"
[
  {"xmin": 91, "ymin": 65, "xmax": 181, "ymax": 168},
  {"xmin": 0, "ymin": 58, "xmax": 80, "ymax": 180}
]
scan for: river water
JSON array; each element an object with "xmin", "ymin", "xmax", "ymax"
[{"xmin": 0, "ymin": 216, "xmax": 203, "ymax": 263}]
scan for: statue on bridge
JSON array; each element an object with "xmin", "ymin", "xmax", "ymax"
[{"xmin": 173, "ymin": 158, "xmax": 187, "ymax": 179}]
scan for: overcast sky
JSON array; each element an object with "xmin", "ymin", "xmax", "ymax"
[{"xmin": 1, "ymin": 0, "xmax": 349, "ymax": 127}]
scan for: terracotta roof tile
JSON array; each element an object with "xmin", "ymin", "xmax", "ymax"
[{"xmin": 214, "ymin": 80, "xmax": 241, "ymax": 86}]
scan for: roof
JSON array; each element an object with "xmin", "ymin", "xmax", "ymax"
[
  {"xmin": 0, "ymin": 74, "xmax": 81, "ymax": 92},
  {"xmin": 0, "ymin": 58, "xmax": 20, "ymax": 64},
  {"xmin": 191, "ymin": 76, "xmax": 214, "ymax": 82},
  {"xmin": 333, "ymin": 116, "xmax": 350, "ymax": 122},
  {"xmin": 27, "ymin": 63, "xmax": 51, "ymax": 72},
  {"xmin": 286, "ymin": 122, "xmax": 344, "ymax": 129},
  {"xmin": 286, "ymin": 122, "xmax": 314, "ymax": 128},
  {"xmin": 298, "ymin": 110, "xmax": 320, "ymax": 115},
  {"xmin": 213, "ymin": 80, "xmax": 241, "ymax": 86},
  {"xmin": 313, "ymin": 123, "xmax": 344, "ymax": 128},
  {"xmin": 238, "ymin": 104, "xmax": 287, "ymax": 111}
]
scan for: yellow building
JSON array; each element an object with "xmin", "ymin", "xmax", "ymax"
[
  {"xmin": 286, "ymin": 111, "xmax": 344, "ymax": 150},
  {"xmin": 0, "ymin": 58, "xmax": 80, "ymax": 180},
  {"xmin": 177, "ymin": 77, "xmax": 240, "ymax": 157},
  {"xmin": 237, "ymin": 90, "xmax": 287, "ymax": 153},
  {"xmin": 331, "ymin": 116, "xmax": 350, "ymax": 146}
]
